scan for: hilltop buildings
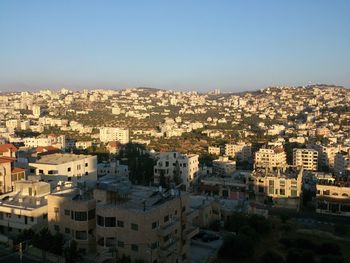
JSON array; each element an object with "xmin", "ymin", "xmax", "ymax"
[
  {"xmin": 254, "ymin": 145, "xmax": 287, "ymax": 170},
  {"xmin": 293, "ymin": 148, "xmax": 318, "ymax": 171},
  {"xmin": 99, "ymin": 127, "xmax": 129, "ymax": 144}
]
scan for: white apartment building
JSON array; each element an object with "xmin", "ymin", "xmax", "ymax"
[
  {"xmin": 254, "ymin": 145, "xmax": 287, "ymax": 170},
  {"xmin": 99, "ymin": 127, "xmax": 129, "ymax": 144},
  {"xmin": 24, "ymin": 135, "xmax": 66, "ymax": 150},
  {"xmin": 251, "ymin": 168, "xmax": 303, "ymax": 210},
  {"xmin": 32, "ymin": 105, "xmax": 41, "ymax": 118},
  {"xmin": 76, "ymin": 141, "xmax": 93, "ymax": 150},
  {"xmin": 5, "ymin": 119, "xmax": 21, "ymax": 130},
  {"xmin": 208, "ymin": 146, "xmax": 221, "ymax": 156},
  {"xmin": 154, "ymin": 152, "xmax": 199, "ymax": 189},
  {"xmin": 293, "ymin": 148, "xmax": 318, "ymax": 171},
  {"xmin": 212, "ymin": 156, "xmax": 236, "ymax": 177},
  {"xmin": 224, "ymin": 142, "xmax": 252, "ymax": 162},
  {"xmin": 0, "ymin": 181, "xmax": 50, "ymax": 237},
  {"xmin": 29, "ymin": 153, "xmax": 97, "ymax": 185},
  {"xmin": 312, "ymin": 144, "xmax": 349, "ymax": 169},
  {"xmin": 334, "ymin": 150, "xmax": 350, "ymax": 176},
  {"xmin": 316, "ymin": 176, "xmax": 350, "ymax": 216}
]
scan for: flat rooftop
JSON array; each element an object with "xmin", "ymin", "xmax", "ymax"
[
  {"xmin": 97, "ymin": 176, "xmax": 183, "ymax": 212},
  {"xmin": 253, "ymin": 168, "xmax": 300, "ymax": 179},
  {"xmin": 50, "ymin": 187, "xmax": 94, "ymax": 201},
  {"xmin": 0, "ymin": 192, "xmax": 47, "ymax": 210},
  {"xmin": 32, "ymin": 153, "xmax": 94, "ymax": 165}
]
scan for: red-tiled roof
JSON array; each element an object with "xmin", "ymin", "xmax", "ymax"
[
  {"xmin": 108, "ymin": 141, "xmax": 121, "ymax": 148},
  {"xmin": 0, "ymin": 144, "xmax": 18, "ymax": 153},
  {"xmin": 35, "ymin": 146, "xmax": 59, "ymax": 153},
  {"xmin": 0, "ymin": 157, "xmax": 15, "ymax": 163},
  {"xmin": 11, "ymin": 167, "xmax": 25, "ymax": 173}
]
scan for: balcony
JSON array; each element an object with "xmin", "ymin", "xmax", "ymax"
[
  {"xmin": 160, "ymin": 238, "xmax": 179, "ymax": 258},
  {"xmin": 158, "ymin": 219, "xmax": 179, "ymax": 236},
  {"xmin": 185, "ymin": 226, "xmax": 199, "ymax": 239}
]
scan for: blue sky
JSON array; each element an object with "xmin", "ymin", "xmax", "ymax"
[{"xmin": 0, "ymin": 0, "xmax": 349, "ymax": 92}]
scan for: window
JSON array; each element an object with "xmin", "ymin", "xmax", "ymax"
[
  {"xmin": 39, "ymin": 169, "xmax": 44, "ymax": 174},
  {"xmin": 54, "ymin": 225, "xmax": 60, "ymax": 232},
  {"xmin": 85, "ymin": 163, "xmax": 88, "ymax": 167},
  {"xmin": 117, "ymin": 220, "xmax": 124, "ymax": 228},
  {"xmin": 151, "ymin": 241, "xmax": 159, "ymax": 250},
  {"xmin": 88, "ymin": 209, "xmax": 95, "ymax": 220},
  {"xmin": 85, "ymin": 172, "xmax": 88, "ymax": 176},
  {"xmin": 131, "ymin": 223, "xmax": 138, "ymax": 231},
  {"xmin": 106, "ymin": 237, "xmax": 116, "ymax": 247},
  {"xmin": 131, "ymin": 244, "xmax": 138, "ymax": 252},
  {"xmin": 164, "ymin": 215, "xmax": 169, "ymax": 223},
  {"xmin": 74, "ymin": 211, "xmax": 87, "ymax": 221},
  {"xmin": 67, "ymin": 167, "xmax": 71, "ymax": 172},
  {"xmin": 64, "ymin": 209, "xmax": 70, "ymax": 216},
  {"xmin": 97, "ymin": 216, "xmax": 104, "ymax": 226},
  {"xmin": 280, "ymin": 189, "xmax": 285, "ymax": 196},
  {"xmin": 268, "ymin": 180, "xmax": 274, "ymax": 195},
  {"xmin": 75, "ymin": 231, "xmax": 87, "ymax": 240},
  {"xmin": 97, "ymin": 237, "xmax": 104, "ymax": 246},
  {"xmin": 117, "ymin": 241, "xmax": 124, "ymax": 248},
  {"xmin": 77, "ymin": 165, "xmax": 81, "ymax": 170},
  {"xmin": 65, "ymin": 228, "xmax": 70, "ymax": 234},
  {"xmin": 152, "ymin": 221, "xmax": 158, "ymax": 229},
  {"xmin": 105, "ymin": 217, "xmax": 116, "ymax": 227}
]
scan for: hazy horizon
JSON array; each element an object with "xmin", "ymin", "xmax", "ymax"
[{"xmin": 1, "ymin": 0, "xmax": 349, "ymax": 92}]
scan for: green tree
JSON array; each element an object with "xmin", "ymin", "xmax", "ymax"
[{"xmin": 64, "ymin": 240, "xmax": 82, "ymax": 263}]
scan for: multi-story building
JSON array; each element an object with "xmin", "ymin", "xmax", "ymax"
[
  {"xmin": 212, "ymin": 156, "xmax": 236, "ymax": 177},
  {"xmin": 153, "ymin": 152, "xmax": 199, "ymax": 189},
  {"xmin": 208, "ymin": 146, "xmax": 221, "ymax": 156},
  {"xmin": 32, "ymin": 105, "xmax": 41, "ymax": 118},
  {"xmin": 99, "ymin": 127, "xmax": 129, "ymax": 144},
  {"xmin": 200, "ymin": 171, "xmax": 249, "ymax": 200},
  {"xmin": 24, "ymin": 134, "xmax": 66, "ymax": 150},
  {"xmin": 250, "ymin": 168, "xmax": 303, "ymax": 210},
  {"xmin": 0, "ymin": 144, "xmax": 17, "ymax": 158},
  {"xmin": 293, "ymin": 148, "xmax": 318, "ymax": 171},
  {"xmin": 5, "ymin": 119, "xmax": 21, "ymax": 130},
  {"xmin": 254, "ymin": 145, "xmax": 287, "ymax": 170},
  {"xmin": 47, "ymin": 188, "xmax": 96, "ymax": 254},
  {"xmin": 0, "ymin": 155, "xmax": 26, "ymax": 194},
  {"xmin": 0, "ymin": 180, "xmax": 50, "ymax": 237},
  {"xmin": 315, "ymin": 175, "xmax": 350, "ymax": 216},
  {"xmin": 312, "ymin": 143, "xmax": 349, "ymax": 170},
  {"xmin": 29, "ymin": 153, "xmax": 97, "ymax": 186},
  {"xmin": 94, "ymin": 176, "xmax": 198, "ymax": 263},
  {"xmin": 334, "ymin": 150, "xmax": 350, "ymax": 176},
  {"xmin": 224, "ymin": 142, "xmax": 252, "ymax": 162}
]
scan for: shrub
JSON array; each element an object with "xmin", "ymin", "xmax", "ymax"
[
  {"xmin": 260, "ymin": 250, "xmax": 285, "ymax": 263},
  {"xmin": 317, "ymin": 242, "xmax": 341, "ymax": 255},
  {"xmin": 321, "ymin": 255, "xmax": 344, "ymax": 263},
  {"xmin": 287, "ymin": 248, "xmax": 315, "ymax": 263},
  {"xmin": 219, "ymin": 234, "xmax": 255, "ymax": 259}
]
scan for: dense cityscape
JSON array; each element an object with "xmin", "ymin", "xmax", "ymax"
[
  {"xmin": 1, "ymin": 0, "xmax": 350, "ymax": 262},
  {"xmin": 0, "ymin": 84, "xmax": 349, "ymax": 262}
]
